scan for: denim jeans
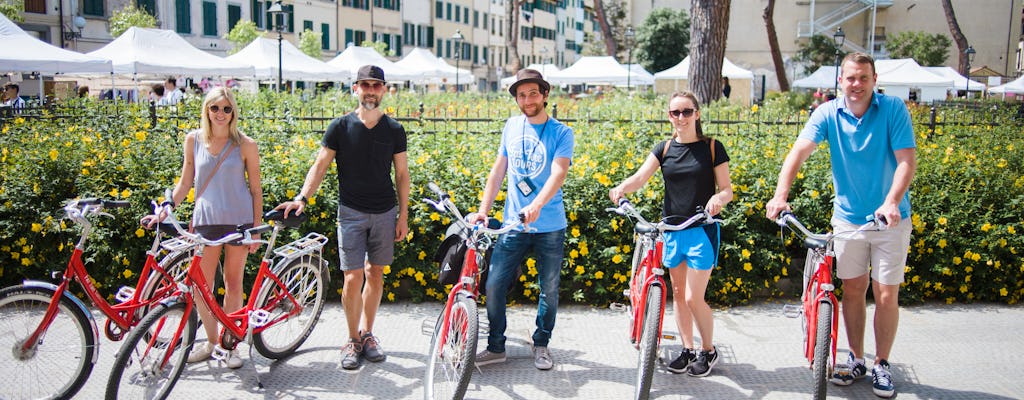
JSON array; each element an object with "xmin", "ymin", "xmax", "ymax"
[{"xmin": 485, "ymin": 229, "xmax": 565, "ymax": 353}]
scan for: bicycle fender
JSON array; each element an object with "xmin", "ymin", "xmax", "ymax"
[{"xmin": 19, "ymin": 280, "xmax": 101, "ymax": 362}]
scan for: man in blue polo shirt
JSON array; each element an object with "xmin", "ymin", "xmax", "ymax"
[{"xmin": 766, "ymin": 52, "xmax": 916, "ymax": 399}]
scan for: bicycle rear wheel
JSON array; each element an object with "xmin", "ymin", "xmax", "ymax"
[
  {"xmin": 106, "ymin": 299, "xmax": 197, "ymax": 400},
  {"xmin": 136, "ymin": 251, "xmax": 191, "ymax": 320},
  {"xmin": 424, "ymin": 294, "xmax": 478, "ymax": 400},
  {"xmin": 634, "ymin": 284, "xmax": 663, "ymax": 400},
  {"xmin": 0, "ymin": 285, "xmax": 95, "ymax": 400},
  {"xmin": 252, "ymin": 255, "xmax": 326, "ymax": 359},
  {"xmin": 811, "ymin": 301, "xmax": 833, "ymax": 400}
]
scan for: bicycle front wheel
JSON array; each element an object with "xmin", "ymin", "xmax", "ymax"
[
  {"xmin": 424, "ymin": 294, "xmax": 478, "ymax": 400},
  {"xmin": 135, "ymin": 251, "xmax": 191, "ymax": 320},
  {"xmin": 634, "ymin": 284, "xmax": 663, "ymax": 400},
  {"xmin": 252, "ymin": 255, "xmax": 326, "ymax": 359},
  {"xmin": 0, "ymin": 285, "xmax": 95, "ymax": 400},
  {"xmin": 811, "ymin": 301, "xmax": 833, "ymax": 400},
  {"xmin": 106, "ymin": 299, "xmax": 197, "ymax": 400}
]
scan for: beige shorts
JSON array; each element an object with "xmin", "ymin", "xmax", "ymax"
[{"xmin": 831, "ymin": 216, "xmax": 913, "ymax": 285}]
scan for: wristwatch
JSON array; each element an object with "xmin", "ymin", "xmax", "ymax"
[{"xmin": 293, "ymin": 195, "xmax": 308, "ymax": 205}]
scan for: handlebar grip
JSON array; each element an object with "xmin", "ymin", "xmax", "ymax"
[
  {"xmin": 518, "ymin": 212, "xmax": 526, "ymax": 222},
  {"xmin": 780, "ymin": 210, "xmax": 794, "ymax": 218},
  {"xmin": 156, "ymin": 222, "xmax": 177, "ymax": 233},
  {"xmin": 247, "ymin": 224, "xmax": 274, "ymax": 236},
  {"xmin": 617, "ymin": 198, "xmax": 630, "ymax": 207},
  {"xmin": 78, "ymin": 198, "xmax": 100, "ymax": 206},
  {"xmin": 102, "ymin": 200, "xmax": 131, "ymax": 209},
  {"xmin": 427, "ymin": 182, "xmax": 448, "ymax": 199}
]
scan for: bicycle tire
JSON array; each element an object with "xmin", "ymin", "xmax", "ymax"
[
  {"xmin": 252, "ymin": 255, "xmax": 326, "ymax": 359},
  {"xmin": 0, "ymin": 285, "xmax": 95, "ymax": 400},
  {"xmin": 106, "ymin": 299, "xmax": 197, "ymax": 400},
  {"xmin": 634, "ymin": 284, "xmax": 662, "ymax": 400},
  {"xmin": 811, "ymin": 301, "xmax": 833, "ymax": 400},
  {"xmin": 136, "ymin": 251, "xmax": 191, "ymax": 320},
  {"xmin": 424, "ymin": 294, "xmax": 478, "ymax": 400}
]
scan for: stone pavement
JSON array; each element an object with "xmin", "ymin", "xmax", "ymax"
[{"xmin": 73, "ymin": 301, "xmax": 1023, "ymax": 399}]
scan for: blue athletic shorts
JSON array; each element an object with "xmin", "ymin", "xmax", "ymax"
[{"xmin": 662, "ymin": 223, "xmax": 720, "ymax": 270}]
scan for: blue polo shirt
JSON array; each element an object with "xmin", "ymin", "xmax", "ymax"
[
  {"xmin": 498, "ymin": 115, "xmax": 574, "ymax": 233},
  {"xmin": 799, "ymin": 92, "xmax": 916, "ymax": 224}
]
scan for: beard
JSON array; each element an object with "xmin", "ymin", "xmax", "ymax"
[
  {"xmin": 519, "ymin": 102, "xmax": 543, "ymax": 117},
  {"xmin": 361, "ymin": 97, "xmax": 379, "ymax": 110}
]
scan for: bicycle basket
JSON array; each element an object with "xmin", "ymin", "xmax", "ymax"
[{"xmin": 433, "ymin": 218, "xmax": 501, "ymax": 287}]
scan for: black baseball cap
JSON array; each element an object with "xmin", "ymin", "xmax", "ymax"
[{"xmin": 357, "ymin": 65, "xmax": 386, "ymax": 83}]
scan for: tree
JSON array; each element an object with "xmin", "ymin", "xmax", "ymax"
[
  {"xmin": 941, "ymin": 0, "xmax": 969, "ymax": 75},
  {"xmin": 360, "ymin": 40, "xmax": 394, "ymax": 57},
  {"xmin": 688, "ymin": 0, "xmax": 730, "ymax": 104},
  {"xmin": 591, "ymin": 0, "xmax": 627, "ymax": 59},
  {"xmin": 763, "ymin": 0, "xmax": 789, "ymax": 92},
  {"xmin": 224, "ymin": 20, "xmax": 259, "ymax": 55},
  {"xmin": 0, "ymin": 0, "xmax": 24, "ymax": 23},
  {"xmin": 108, "ymin": 4, "xmax": 156, "ymax": 38},
  {"xmin": 580, "ymin": 32, "xmax": 608, "ymax": 56},
  {"xmin": 887, "ymin": 31, "xmax": 951, "ymax": 66},
  {"xmin": 299, "ymin": 29, "xmax": 322, "ymax": 58},
  {"xmin": 635, "ymin": 8, "xmax": 690, "ymax": 74},
  {"xmin": 794, "ymin": 34, "xmax": 843, "ymax": 75},
  {"xmin": 504, "ymin": 0, "xmax": 527, "ymax": 73}
]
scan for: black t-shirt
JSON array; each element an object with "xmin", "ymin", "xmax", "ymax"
[
  {"xmin": 654, "ymin": 138, "xmax": 730, "ymax": 222},
  {"xmin": 322, "ymin": 112, "xmax": 408, "ymax": 213}
]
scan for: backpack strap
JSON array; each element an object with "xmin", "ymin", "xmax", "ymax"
[
  {"xmin": 709, "ymin": 137, "xmax": 716, "ymax": 166},
  {"xmin": 659, "ymin": 139, "xmax": 671, "ymax": 165}
]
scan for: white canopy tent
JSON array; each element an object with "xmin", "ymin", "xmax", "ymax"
[
  {"xmin": 86, "ymin": 27, "xmax": 253, "ymax": 77},
  {"xmin": 395, "ymin": 48, "xmax": 473, "ymax": 86},
  {"xmin": 625, "ymin": 64, "xmax": 655, "ymax": 87},
  {"xmin": 654, "ymin": 56, "xmax": 754, "ymax": 104},
  {"xmin": 923, "ymin": 66, "xmax": 986, "ymax": 92},
  {"xmin": 874, "ymin": 59, "xmax": 952, "ymax": 102},
  {"xmin": 0, "ymin": 13, "xmax": 112, "ymax": 75},
  {"xmin": 547, "ymin": 56, "xmax": 654, "ymax": 86},
  {"xmin": 500, "ymin": 63, "xmax": 561, "ymax": 88},
  {"xmin": 792, "ymin": 66, "xmax": 839, "ymax": 89},
  {"xmin": 987, "ymin": 75, "xmax": 1024, "ymax": 95},
  {"xmin": 327, "ymin": 46, "xmax": 421, "ymax": 83},
  {"xmin": 226, "ymin": 37, "xmax": 339, "ymax": 82}
]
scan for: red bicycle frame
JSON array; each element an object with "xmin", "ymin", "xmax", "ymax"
[
  {"xmin": 435, "ymin": 244, "xmax": 481, "ymax": 350},
  {"xmin": 801, "ymin": 253, "xmax": 839, "ymax": 366},
  {"xmin": 628, "ymin": 240, "xmax": 667, "ymax": 347}
]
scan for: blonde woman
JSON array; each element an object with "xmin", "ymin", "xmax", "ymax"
[
  {"xmin": 609, "ymin": 91, "xmax": 733, "ymax": 377},
  {"xmin": 155, "ymin": 87, "xmax": 263, "ymax": 368}
]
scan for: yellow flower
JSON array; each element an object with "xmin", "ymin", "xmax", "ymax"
[
  {"xmin": 741, "ymin": 249, "xmax": 751, "ymax": 259},
  {"xmin": 574, "ymin": 265, "xmax": 585, "ymax": 275},
  {"xmin": 569, "ymin": 249, "xmax": 579, "ymax": 259},
  {"xmin": 1009, "ymin": 226, "xmax": 1017, "ymax": 235},
  {"xmin": 217, "ymin": 287, "xmax": 226, "ymax": 295},
  {"xmin": 110, "ymin": 188, "xmax": 120, "ymax": 197},
  {"xmin": 523, "ymin": 289, "xmax": 532, "ymax": 297},
  {"xmin": 953, "ymin": 257, "xmax": 962, "ymax": 265},
  {"xmin": 743, "ymin": 262, "xmax": 753, "ymax": 272},
  {"xmin": 611, "ymin": 254, "xmax": 623, "ymax": 264},
  {"xmin": 387, "ymin": 292, "xmax": 395, "ymax": 301},
  {"xmin": 31, "ymin": 223, "xmax": 42, "ymax": 233},
  {"xmin": 938, "ymin": 216, "xmax": 948, "ymax": 225},
  {"xmin": 981, "ymin": 223, "xmax": 991, "ymax": 232},
  {"xmin": 135, "ymin": 228, "xmax": 145, "ymax": 238},
  {"xmin": 48, "ymin": 149, "xmax": 59, "ymax": 161},
  {"xmin": 383, "ymin": 265, "xmax": 391, "ymax": 275},
  {"xmin": 121, "ymin": 189, "xmax": 131, "ymax": 198},
  {"xmin": 594, "ymin": 271, "xmax": 604, "ymax": 279},
  {"xmin": 571, "ymin": 227, "xmax": 580, "ymax": 238},
  {"xmin": 135, "ymin": 131, "xmax": 147, "ymax": 141},
  {"xmin": 430, "ymin": 212, "xmax": 440, "ymax": 221},
  {"xmin": 418, "ymin": 251, "xmax": 426, "ymax": 260},
  {"xmin": 21, "ymin": 258, "xmax": 32, "ymax": 266},
  {"xmin": 526, "ymin": 258, "xmax": 536, "ymax": 268},
  {"xmin": 938, "ymin": 239, "xmax": 947, "ymax": 249},
  {"xmin": 123, "ymin": 269, "xmax": 133, "ymax": 279}
]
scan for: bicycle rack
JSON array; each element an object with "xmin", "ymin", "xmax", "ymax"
[
  {"xmin": 160, "ymin": 236, "xmax": 193, "ymax": 253},
  {"xmin": 782, "ymin": 304, "xmax": 802, "ymax": 318},
  {"xmin": 274, "ymin": 232, "xmax": 329, "ymax": 259}
]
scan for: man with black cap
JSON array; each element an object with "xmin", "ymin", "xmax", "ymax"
[
  {"xmin": 277, "ymin": 65, "xmax": 410, "ymax": 370},
  {"xmin": 468, "ymin": 68, "xmax": 574, "ymax": 371}
]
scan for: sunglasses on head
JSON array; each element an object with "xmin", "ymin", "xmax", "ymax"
[
  {"xmin": 669, "ymin": 108, "xmax": 696, "ymax": 118},
  {"xmin": 359, "ymin": 81, "xmax": 384, "ymax": 89},
  {"xmin": 209, "ymin": 105, "xmax": 232, "ymax": 114}
]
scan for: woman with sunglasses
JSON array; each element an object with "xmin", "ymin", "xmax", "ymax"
[
  {"xmin": 148, "ymin": 86, "xmax": 263, "ymax": 369},
  {"xmin": 609, "ymin": 91, "xmax": 733, "ymax": 377}
]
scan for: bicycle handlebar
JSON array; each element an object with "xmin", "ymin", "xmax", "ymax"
[
  {"xmin": 606, "ymin": 200, "xmax": 721, "ymax": 233},
  {"xmin": 775, "ymin": 211, "xmax": 887, "ymax": 246},
  {"xmin": 421, "ymin": 181, "xmax": 530, "ymax": 236}
]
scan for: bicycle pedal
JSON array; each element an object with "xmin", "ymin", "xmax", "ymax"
[
  {"xmin": 248, "ymin": 309, "xmax": 271, "ymax": 327},
  {"xmin": 115, "ymin": 286, "xmax": 136, "ymax": 303},
  {"xmin": 661, "ymin": 334, "xmax": 676, "ymax": 340},
  {"xmin": 420, "ymin": 317, "xmax": 436, "ymax": 336},
  {"xmin": 211, "ymin": 345, "xmax": 230, "ymax": 362},
  {"xmin": 782, "ymin": 304, "xmax": 803, "ymax": 318},
  {"xmin": 609, "ymin": 302, "xmax": 628, "ymax": 311}
]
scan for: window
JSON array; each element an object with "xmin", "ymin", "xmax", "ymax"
[
  {"xmin": 473, "ymin": 10, "xmax": 478, "ymax": 28},
  {"xmin": 425, "ymin": 26, "xmax": 434, "ymax": 47},
  {"xmin": 202, "ymin": 1, "xmax": 217, "ymax": 36},
  {"xmin": 251, "ymin": 0, "xmax": 263, "ymax": 28},
  {"xmin": 303, "ymin": 20, "xmax": 313, "ymax": 32},
  {"xmin": 394, "ymin": 35, "xmax": 402, "ymax": 55},
  {"xmin": 24, "ymin": 0, "xmax": 44, "ymax": 13},
  {"xmin": 454, "ymin": 5, "xmax": 460, "ymax": 22},
  {"xmin": 175, "ymin": 0, "xmax": 191, "ymax": 33},
  {"xmin": 463, "ymin": 8, "xmax": 468, "ymax": 24},
  {"xmin": 345, "ymin": 29, "xmax": 354, "ymax": 47},
  {"xmin": 446, "ymin": 3, "xmax": 452, "ymax": 20},
  {"xmin": 227, "ymin": 4, "xmax": 241, "ymax": 32},
  {"xmin": 435, "ymin": 1, "xmax": 442, "ymax": 18},
  {"xmin": 83, "ymin": 0, "xmax": 105, "ymax": 17},
  {"xmin": 137, "ymin": 0, "xmax": 157, "ymax": 16},
  {"xmin": 436, "ymin": 39, "xmax": 442, "ymax": 56},
  {"xmin": 321, "ymin": 23, "xmax": 330, "ymax": 49}
]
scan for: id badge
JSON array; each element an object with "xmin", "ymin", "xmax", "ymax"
[{"xmin": 516, "ymin": 177, "xmax": 536, "ymax": 197}]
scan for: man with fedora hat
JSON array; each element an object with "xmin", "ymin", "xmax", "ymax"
[
  {"xmin": 469, "ymin": 68, "xmax": 574, "ymax": 370},
  {"xmin": 276, "ymin": 64, "xmax": 410, "ymax": 370}
]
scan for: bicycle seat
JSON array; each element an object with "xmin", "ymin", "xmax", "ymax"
[
  {"xmin": 264, "ymin": 209, "xmax": 308, "ymax": 228},
  {"xmin": 804, "ymin": 237, "xmax": 827, "ymax": 249}
]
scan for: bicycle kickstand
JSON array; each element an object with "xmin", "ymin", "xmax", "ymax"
[{"xmin": 247, "ymin": 309, "xmax": 272, "ymax": 390}]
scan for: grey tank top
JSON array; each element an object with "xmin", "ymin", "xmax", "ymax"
[{"xmin": 191, "ymin": 131, "xmax": 254, "ymax": 226}]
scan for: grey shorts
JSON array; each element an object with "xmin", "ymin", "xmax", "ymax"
[
  {"xmin": 831, "ymin": 216, "xmax": 913, "ymax": 285},
  {"xmin": 337, "ymin": 204, "xmax": 397, "ymax": 271},
  {"xmin": 192, "ymin": 224, "xmax": 253, "ymax": 246}
]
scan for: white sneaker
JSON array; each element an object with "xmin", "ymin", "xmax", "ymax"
[
  {"xmin": 187, "ymin": 342, "xmax": 214, "ymax": 363},
  {"xmin": 225, "ymin": 349, "xmax": 244, "ymax": 369}
]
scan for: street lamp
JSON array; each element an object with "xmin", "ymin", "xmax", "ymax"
[
  {"xmin": 832, "ymin": 27, "xmax": 846, "ymax": 96},
  {"xmin": 539, "ymin": 46, "xmax": 549, "ymax": 75},
  {"xmin": 268, "ymin": 0, "xmax": 288, "ymax": 92},
  {"xmin": 964, "ymin": 45, "xmax": 976, "ymax": 97},
  {"xmin": 452, "ymin": 30, "xmax": 464, "ymax": 93},
  {"xmin": 624, "ymin": 25, "xmax": 635, "ymax": 92}
]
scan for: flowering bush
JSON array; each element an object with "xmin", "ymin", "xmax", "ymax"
[{"xmin": 1, "ymin": 93, "xmax": 1020, "ymax": 306}]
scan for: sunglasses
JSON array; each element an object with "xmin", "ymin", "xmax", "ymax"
[
  {"xmin": 669, "ymin": 108, "xmax": 696, "ymax": 118},
  {"xmin": 209, "ymin": 105, "xmax": 233, "ymax": 114},
  {"xmin": 359, "ymin": 81, "xmax": 384, "ymax": 90}
]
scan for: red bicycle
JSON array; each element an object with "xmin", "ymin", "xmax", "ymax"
[
  {"xmin": 105, "ymin": 207, "xmax": 328, "ymax": 400},
  {"xmin": 0, "ymin": 198, "xmax": 194, "ymax": 400},
  {"xmin": 607, "ymin": 200, "xmax": 718, "ymax": 400},
  {"xmin": 421, "ymin": 182, "xmax": 524, "ymax": 400},
  {"xmin": 775, "ymin": 211, "xmax": 886, "ymax": 400}
]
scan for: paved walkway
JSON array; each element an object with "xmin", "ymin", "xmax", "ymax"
[{"xmin": 73, "ymin": 301, "xmax": 1022, "ymax": 399}]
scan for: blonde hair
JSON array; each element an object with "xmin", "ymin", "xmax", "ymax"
[
  {"xmin": 198, "ymin": 86, "xmax": 242, "ymax": 147},
  {"xmin": 668, "ymin": 91, "xmax": 706, "ymax": 141}
]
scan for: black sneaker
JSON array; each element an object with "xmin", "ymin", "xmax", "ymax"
[
  {"xmin": 667, "ymin": 348, "xmax": 696, "ymax": 374},
  {"xmin": 872, "ymin": 359, "xmax": 895, "ymax": 398},
  {"xmin": 360, "ymin": 331, "xmax": 386, "ymax": 362},
  {"xmin": 341, "ymin": 339, "xmax": 363, "ymax": 370},
  {"xmin": 687, "ymin": 347, "xmax": 719, "ymax": 377},
  {"xmin": 831, "ymin": 352, "xmax": 868, "ymax": 386}
]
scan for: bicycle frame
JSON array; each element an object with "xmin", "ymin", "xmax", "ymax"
[
  {"xmin": 628, "ymin": 233, "xmax": 667, "ymax": 348},
  {"xmin": 801, "ymin": 247, "xmax": 840, "ymax": 367},
  {"xmin": 434, "ymin": 241, "xmax": 482, "ymax": 352}
]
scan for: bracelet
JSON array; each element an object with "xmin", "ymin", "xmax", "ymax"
[{"xmin": 293, "ymin": 195, "xmax": 308, "ymax": 205}]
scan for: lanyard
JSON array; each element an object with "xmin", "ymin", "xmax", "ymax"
[{"xmin": 521, "ymin": 117, "xmax": 549, "ymax": 168}]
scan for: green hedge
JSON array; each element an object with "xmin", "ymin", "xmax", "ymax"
[{"xmin": 1, "ymin": 92, "xmax": 1021, "ymax": 306}]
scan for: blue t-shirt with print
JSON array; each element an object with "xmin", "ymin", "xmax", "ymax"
[
  {"xmin": 498, "ymin": 115, "xmax": 574, "ymax": 233},
  {"xmin": 799, "ymin": 92, "xmax": 916, "ymax": 224}
]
